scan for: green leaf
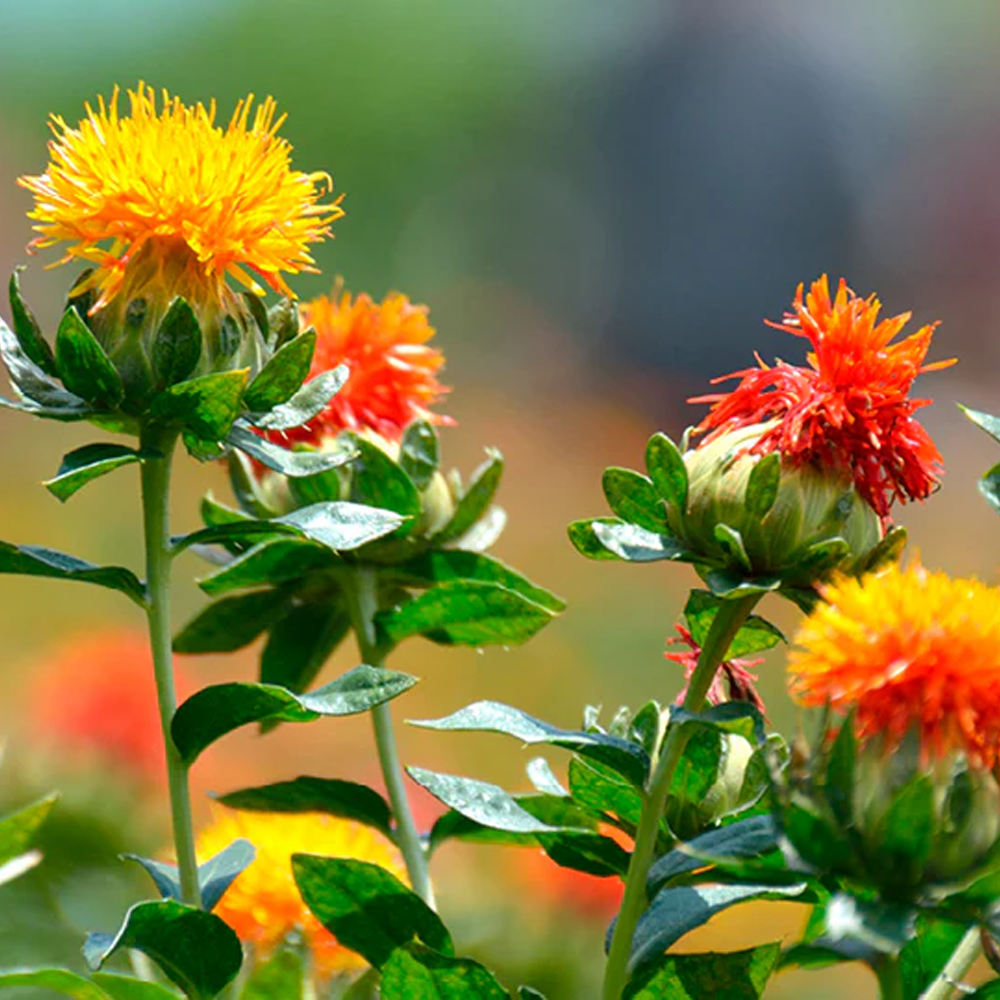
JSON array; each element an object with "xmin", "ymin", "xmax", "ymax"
[
  {"xmin": 276, "ymin": 501, "xmax": 408, "ymax": 550},
  {"xmin": 227, "ymin": 423, "xmax": 355, "ymax": 477},
  {"xmin": 152, "ymin": 298, "xmax": 202, "ymax": 388},
  {"xmin": 624, "ymin": 943, "xmax": 781, "ymax": 999},
  {"xmin": 0, "ymin": 793, "xmax": 57, "ymax": 865},
  {"xmin": 539, "ymin": 829, "xmax": 630, "ymax": 877},
  {"xmin": 682, "ymin": 590, "xmax": 785, "ymax": 658},
  {"xmin": 527, "ymin": 757, "xmax": 568, "ymax": 797},
  {"xmin": 567, "ymin": 519, "xmax": 626, "ymax": 561},
  {"xmin": 592, "ymin": 521, "xmax": 691, "ymax": 562},
  {"xmin": 243, "ymin": 330, "xmax": 315, "ymax": 411},
  {"xmin": 84, "ymin": 901, "xmax": 242, "ymax": 999},
  {"xmin": 260, "ymin": 598, "xmax": 351, "ymax": 695},
  {"xmin": 982, "ymin": 463, "xmax": 1000, "ymax": 517},
  {"xmin": 238, "ymin": 949, "xmax": 302, "ymax": 1000},
  {"xmin": 44, "ymin": 443, "xmax": 143, "ymax": 502},
  {"xmin": 225, "ymin": 451, "xmax": 280, "ymax": 519},
  {"xmin": 602, "ymin": 468, "xmax": 665, "ymax": 533},
  {"xmin": 0, "ymin": 314, "xmax": 92, "ymax": 416},
  {"xmin": 899, "ymin": 916, "xmax": 970, "ymax": 998},
  {"xmin": 9, "ymin": 268, "xmax": 56, "ymax": 375},
  {"xmin": 780, "ymin": 795, "xmax": 854, "ymax": 870},
  {"xmin": 823, "ymin": 714, "xmax": 856, "ymax": 828},
  {"xmin": 663, "ymin": 727, "xmax": 724, "ymax": 840},
  {"xmin": 399, "ymin": 420, "xmax": 440, "ymax": 490},
  {"xmin": 519, "ymin": 989, "xmax": 546, "ymax": 999},
  {"xmin": 0, "ymin": 969, "xmax": 109, "ymax": 998},
  {"xmin": 630, "ymin": 884, "xmax": 808, "ymax": 973},
  {"xmin": 744, "ymin": 453, "xmax": 781, "ymax": 519},
  {"xmin": 151, "ymin": 369, "xmax": 248, "ymax": 440},
  {"xmin": 412, "ymin": 701, "xmax": 650, "ymax": 787},
  {"xmin": 0, "ymin": 541, "xmax": 146, "ymax": 607},
  {"xmin": 123, "ymin": 840, "xmax": 254, "ymax": 912},
  {"xmin": 266, "ymin": 297, "xmax": 299, "ymax": 349},
  {"xmin": 434, "ymin": 451, "xmax": 503, "ymax": 543},
  {"xmin": 292, "ymin": 855, "xmax": 452, "ymax": 967},
  {"xmin": 347, "ymin": 435, "xmax": 422, "ymax": 521},
  {"xmin": 702, "ymin": 569, "xmax": 782, "ymax": 599},
  {"xmin": 859, "ymin": 525, "xmax": 908, "ymax": 574},
  {"xmin": 407, "ymin": 766, "xmax": 576, "ymax": 835},
  {"xmin": 713, "ymin": 524, "xmax": 753, "ymax": 573},
  {"xmin": 248, "ymin": 366, "xmax": 349, "ymax": 432},
  {"xmin": 55, "ymin": 306, "xmax": 124, "ymax": 407},
  {"xmin": 171, "ymin": 521, "xmax": 295, "ymax": 557},
  {"xmin": 197, "ymin": 537, "xmax": 337, "ymax": 597},
  {"xmin": 218, "ymin": 777, "xmax": 392, "ymax": 838},
  {"xmin": 647, "ymin": 816, "xmax": 780, "ymax": 895},
  {"xmin": 646, "ymin": 433, "xmax": 688, "ymax": 510},
  {"xmin": 380, "ymin": 943, "xmax": 508, "ymax": 999},
  {"xmin": 172, "ymin": 666, "xmax": 418, "ymax": 765},
  {"xmin": 961, "ymin": 404, "xmax": 1000, "ymax": 446},
  {"xmin": 813, "ymin": 892, "xmax": 916, "ymax": 957},
  {"xmin": 91, "ymin": 975, "xmax": 181, "ymax": 1000},
  {"xmin": 568, "ymin": 757, "xmax": 643, "ymax": 830},
  {"xmin": 872, "ymin": 775, "xmax": 936, "ymax": 888},
  {"xmin": 377, "ymin": 580, "xmax": 558, "ymax": 648},
  {"xmin": 173, "ymin": 591, "xmax": 293, "ymax": 654},
  {"xmin": 387, "ymin": 550, "xmax": 566, "ymax": 614}
]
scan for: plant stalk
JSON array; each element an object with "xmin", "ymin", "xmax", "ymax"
[
  {"xmin": 140, "ymin": 425, "xmax": 202, "ymax": 908},
  {"xmin": 601, "ymin": 593, "xmax": 761, "ymax": 1000},
  {"xmin": 877, "ymin": 955, "xmax": 906, "ymax": 1000},
  {"xmin": 346, "ymin": 566, "xmax": 436, "ymax": 908},
  {"xmin": 921, "ymin": 925, "xmax": 981, "ymax": 999}
]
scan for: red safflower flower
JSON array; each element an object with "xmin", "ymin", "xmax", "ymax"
[
  {"xmin": 666, "ymin": 625, "xmax": 766, "ymax": 715},
  {"xmin": 690, "ymin": 275, "xmax": 954, "ymax": 519},
  {"xmin": 277, "ymin": 287, "xmax": 453, "ymax": 446}
]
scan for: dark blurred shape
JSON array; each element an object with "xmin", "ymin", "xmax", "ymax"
[{"xmin": 599, "ymin": 3, "xmax": 859, "ymax": 403}]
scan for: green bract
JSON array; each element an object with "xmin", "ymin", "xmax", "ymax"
[
  {"xmin": 570, "ymin": 424, "xmax": 899, "ymax": 605},
  {"xmin": 1, "ymin": 268, "xmax": 349, "ymax": 472}
]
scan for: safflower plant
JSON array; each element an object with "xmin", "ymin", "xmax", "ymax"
[{"xmin": 3, "ymin": 82, "xmax": 1000, "ymax": 1000}]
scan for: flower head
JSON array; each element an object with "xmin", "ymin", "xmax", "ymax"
[
  {"xmin": 196, "ymin": 810, "xmax": 406, "ymax": 977},
  {"xmin": 26, "ymin": 631, "xmax": 189, "ymax": 786},
  {"xmin": 278, "ymin": 287, "xmax": 452, "ymax": 445},
  {"xmin": 19, "ymin": 83, "xmax": 341, "ymax": 313},
  {"xmin": 666, "ymin": 624, "xmax": 766, "ymax": 715},
  {"xmin": 691, "ymin": 276, "xmax": 954, "ymax": 519},
  {"xmin": 789, "ymin": 563, "xmax": 1000, "ymax": 766}
]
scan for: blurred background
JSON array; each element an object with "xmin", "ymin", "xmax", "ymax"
[{"xmin": 1, "ymin": 1, "xmax": 1000, "ymax": 995}]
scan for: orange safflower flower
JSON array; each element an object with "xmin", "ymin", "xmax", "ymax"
[
  {"xmin": 19, "ymin": 83, "xmax": 341, "ymax": 312},
  {"xmin": 278, "ymin": 288, "xmax": 453, "ymax": 445},
  {"xmin": 691, "ymin": 276, "xmax": 954, "ymax": 519},
  {"xmin": 26, "ymin": 631, "xmax": 190, "ymax": 786},
  {"xmin": 196, "ymin": 810, "xmax": 406, "ymax": 977},
  {"xmin": 789, "ymin": 563, "xmax": 1000, "ymax": 766}
]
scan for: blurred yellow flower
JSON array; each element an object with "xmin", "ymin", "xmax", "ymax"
[
  {"xmin": 790, "ymin": 562, "xmax": 1000, "ymax": 766},
  {"xmin": 19, "ymin": 82, "xmax": 342, "ymax": 313},
  {"xmin": 196, "ymin": 810, "xmax": 405, "ymax": 977}
]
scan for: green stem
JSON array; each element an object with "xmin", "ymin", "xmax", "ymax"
[
  {"xmin": 877, "ymin": 955, "xmax": 905, "ymax": 1000},
  {"xmin": 921, "ymin": 925, "xmax": 981, "ymax": 1000},
  {"xmin": 345, "ymin": 566, "xmax": 436, "ymax": 909},
  {"xmin": 601, "ymin": 593, "xmax": 761, "ymax": 1000},
  {"xmin": 140, "ymin": 425, "xmax": 202, "ymax": 908}
]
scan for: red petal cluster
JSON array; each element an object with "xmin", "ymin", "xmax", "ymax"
[
  {"xmin": 666, "ymin": 625, "xmax": 766, "ymax": 715},
  {"xmin": 690, "ymin": 276, "xmax": 954, "ymax": 518},
  {"xmin": 277, "ymin": 288, "xmax": 453, "ymax": 446}
]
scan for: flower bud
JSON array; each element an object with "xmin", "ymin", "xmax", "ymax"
[
  {"xmin": 664, "ymin": 731, "xmax": 755, "ymax": 840},
  {"xmin": 82, "ymin": 241, "xmax": 266, "ymax": 407},
  {"xmin": 668, "ymin": 423, "xmax": 881, "ymax": 586}
]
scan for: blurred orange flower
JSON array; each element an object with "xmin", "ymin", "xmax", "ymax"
[
  {"xmin": 277, "ymin": 288, "xmax": 453, "ymax": 445},
  {"xmin": 197, "ymin": 809, "xmax": 406, "ymax": 977},
  {"xmin": 790, "ymin": 563, "xmax": 1000, "ymax": 765},
  {"xmin": 19, "ymin": 82, "xmax": 340, "ymax": 312},
  {"xmin": 26, "ymin": 631, "xmax": 187, "ymax": 786},
  {"xmin": 691, "ymin": 275, "xmax": 954, "ymax": 518}
]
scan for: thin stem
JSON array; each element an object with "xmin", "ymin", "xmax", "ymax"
[
  {"xmin": 877, "ymin": 955, "xmax": 905, "ymax": 1000},
  {"xmin": 601, "ymin": 593, "xmax": 761, "ymax": 1000},
  {"xmin": 140, "ymin": 425, "xmax": 202, "ymax": 908},
  {"xmin": 344, "ymin": 566, "xmax": 436, "ymax": 908},
  {"xmin": 921, "ymin": 925, "xmax": 981, "ymax": 1000}
]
